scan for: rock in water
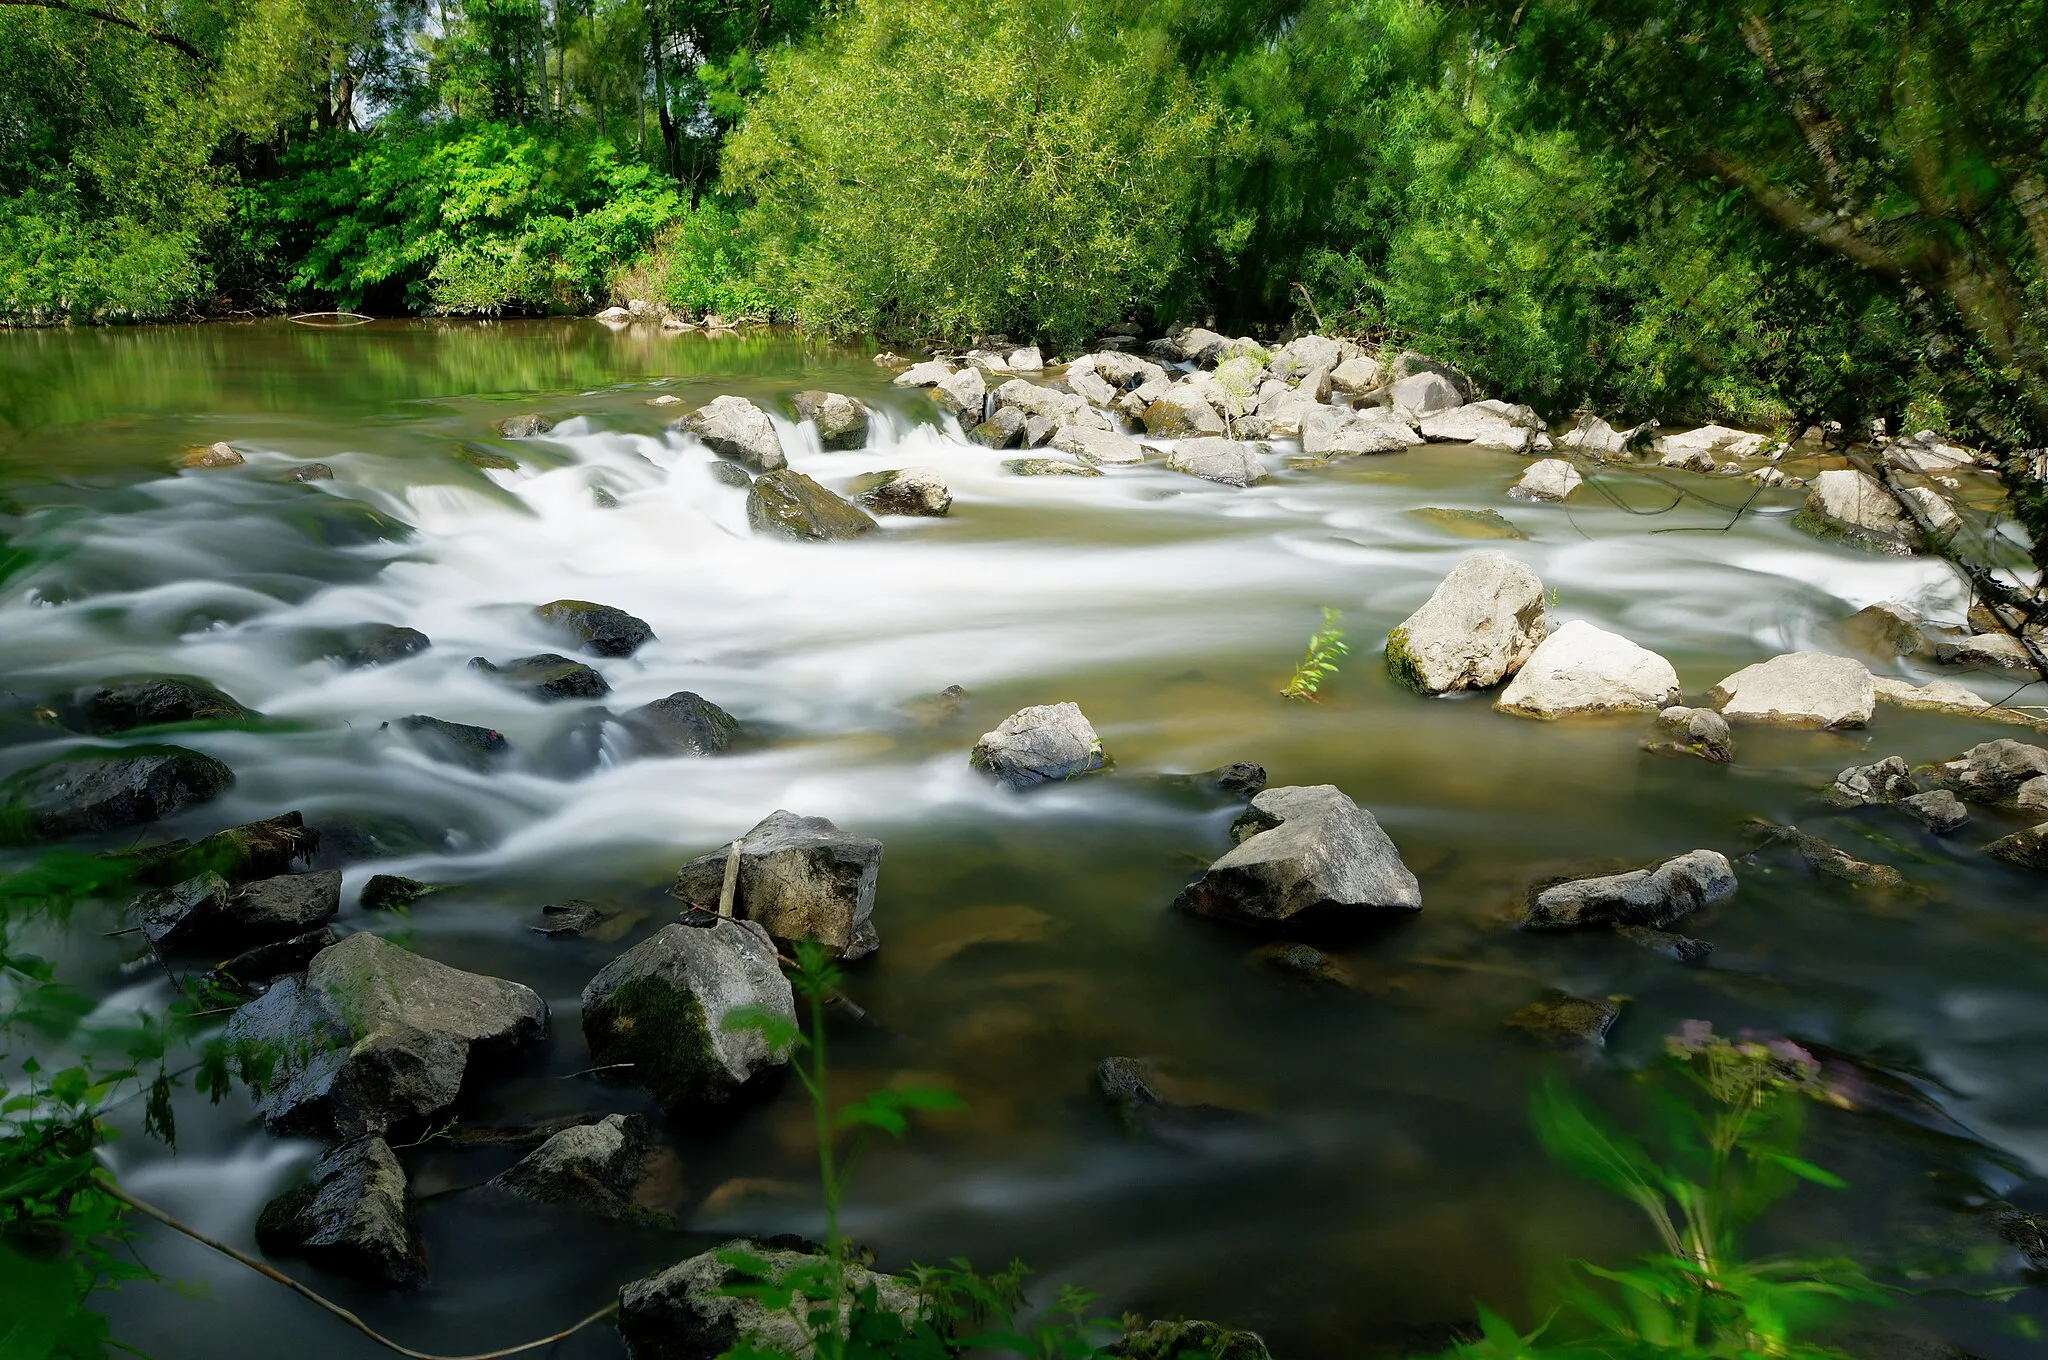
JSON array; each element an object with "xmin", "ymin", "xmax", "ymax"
[
  {"xmin": 131, "ymin": 809, "xmax": 318, "ymax": 886},
  {"xmin": 1796, "ymin": 469, "xmax": 1917, "ymax": 555},
  {"xmin": 1706, "ymin": 652, "xmax": 1874, "ymax": 728},
  {"xmin": 211, "ymin": 927, "xmax": 338, "ymax": 986},
  {"xmin": 1508, "ymin": 459, "xmax": 1582, "ymax": 501},
  {"xmin": 1921, "ymin": 739, "xmax": 2048, "ymax": 805},
  {"xmin": 340, "ymin": 625, "xmax": 431, "ymax": 668},
  {"xmin": 470, "ymin": 653, "xmax": 610, "ymax": 701},
  {"xmin": 1495, "ymin": 621, "xmax": 1680, "ymax": 719},
  {"xmin": 580, "ymin": 919, "xmax": 796, "ymax": 1113},
  {"xmin": 1050, "ymin": 427, "xmax": 1146, "ymax": 465},
  {"xmin": 1004, "ymin": 457, "xmax": 1099, "ymax": 477},
  {"xmin": 395, "ymin": 715, "xmax": 509, "ymax": 768},
  {"xmin": 181, "ymin": 441, "xmax": 244, "ymax": 469},
  {"xmin": 70, "ymin": 676, "xmax": 254, "ymax": 733},
  {"xmin": 1504, "ymin": 990, "xmax": 1623, "ymax": 1049},
  {"xmin": 1745, "ymin": 821, "xmax": 1910, "ymax": 892},
  {"xmin": 0, "ymin": 747, "xmax": 233, "ymax": 843},
  {"xmin": 970, "ymin": 702, "xmax": 1109, "ymax": 788},
  {"xmin": 1827, "ymin": 755, "xmax": 1915, "ymax": 807},
  {"xmin": 853, "ymin": 468, "xmax": 952, "ymax": 516},
  {"xmin": 789, "ymin": 390, "xmax": 869, "ymax": 450},
  {"xmin": 498, "ymin": 414, "xmax": 554, "ymax": 438},
  {"xmin": 1385, "ymin": 551, "xmax": 1547, "ymax": 694},
  {"xmin": 673, "ymin": 810, "xmax": 883, "ymax": 960},
  {"xmin": 224, "ymin": 932, "xmax": 548, "ymax": 1139},
  {"xmin": 676, "ymin": 396, "xmax": 786, "ymax": 470},
  {"xmin": 969, "ymin": 407, "xmax": 1029, "ymax": 448},
  {"xmin": 1164, "ymin": 438, "xmax": 1265, "ymax": 487},
  {"xmin": 531, "ymin": 898, "xmax": 645, "ymax": 941},
  {"xmin": 1141, "ymin": 388, "xmax": 1226, "ymax": 438},
  {"xmin": 1418, "ymin": 403, "xmax": 1536, "ymax": 451},
  {"xmin": 1987, "ymin": 823, "xmax": 2048, "ymax": 870},
  {"xmin": 1110, "ymin": 1320, "xmax": 1272, "ymax": 1360},
  {"xmin": 1646, "ymin": 706, "xmax": 1735, "ymax": 763},
  {"xmin": 1406, "ymin": 507, "xmax": 1525, "ymax": 540},
  {"xmin": 1172, "ymin": 785, "xmax": 1421, "ymax": 931},
  {"xmin": 619, "ymin": 692, "xmax": 740, "ymax": 757},
  {"xmin": 137, "ymin": 868, "xmax": 341, "ymax": 953},
  {"xmin": 619, "ymin": 1239, "xmax": 919, "ymax": 1360},
  {"xmin": 892, "ymin": 359, "xmax": 953, "ymax": 388},
  {"xmin": 932, "ymin": 367, "xmax": 988, "ymax": 425},
  {"xmin": 491, "ymin": 1113, "xmax": 665, "ymax": 1222},
  {"xmin": 745, "ymin": 469, "xmax": 879, "ymax": 541},
  {"xmin": 1900, "ymin": 789, "xmax": 1969, "ymax": 833},
  {"xmin": 256, "ymin": 1136, "xmax": 425, "ymax": 1288},
  {"xmin": 1524, "ymin": 850, "xmax": 1737, "ymax": 931},
  {"xmin": 533, "ymin": 600, "xmax": 655, "ymax": 657},
  {"xmin": 361, "ymin": 874, "xmax": 435, "ymax": 912}
]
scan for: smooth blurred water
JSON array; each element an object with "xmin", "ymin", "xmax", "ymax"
[{"xmin": 5, "ymin": 319, "xmax": 2048, "ymax": 1358}]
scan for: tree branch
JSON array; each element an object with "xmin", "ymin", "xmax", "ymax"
[
  {"xmin": 1694, "ymin": 148, "xmax": 1911, "ymax": 278},
  {"xmin": 0, "ymin": 0, "xmax": 204, "ymax": 60}
]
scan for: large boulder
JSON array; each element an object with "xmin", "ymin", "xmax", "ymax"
[
  {"xmin": 673, "ymin": 810, "xmax": 882, "ymax": 961},
  {"xmin": 1050, "ymin": 426, "xmax": 1146, "ymax": 465},
  {"xmin": 256, "ymin": 1136, "xmax": 425, "ymax": 1288},
  {"xmin": 1329, "ymin": 355, "xmax": 1383, "ymax": 394},
  {"xmin": 490, "ymin": 1113, "xmax": 664, "ymax": 1222},
  {"xmin": 534, "ymin": 600, "xmax": 654, "ymax": 658},
  {"xmin": 932, "ymin": 367, "xmax": 988, "ymax": 425},
  {"xmin": 1172, "ymin": 785, "xmax": 1421, "ymax": 931},
  {"xmin": 789, "ymin": 391, "xmax": 869, "ymax": 450},
  {"xmin": 746, "ymin": 470, "xmax": 880, "ymax": 541},
  {"xmin": 1706, "ymin": 652, "xmax": 1874, "ymax": 728},
  {"xmin": 968, "ymin": 406, "xmax": 1029, "ymax": 448},
  {"xmin": 1418, "ymin": 403, "xmax": 1536, "ymax": 451},
  {"xmin": 580, "ymin": 919, "xmax": 796, "ymax": 1113},
  {"xmin": 1509, "ymin": 459, "xmax": 1582, "ymax": 502},
  {"xmin": 993, "ymin": 379, "xmax": 1086, "ymax": 424},
  {"xmin": 619, "ymin": 1239, "xmax": 919, "ymax": 1360},
  {"xmin": 1164, "ymin": 438, "xmax": 1265, "ymax": 487},
  {"xmin": 1141, "ymin": 387, "xmax": 1226, "ymax": 438},
  {"xmin": 1920, "ymin": 739, "xmax": 2048, "ymax": 806},
  {"xmin": 1495, "ymin": 621, "xmax": 1680, "ymax": 719},
  {"xmin": 970, "ymin": 702, "xmax": 1109, "ymax": 788},
  {"xmin": 1065, "ymin": 368, "xmax": 1121, "ymax": 408},
  {"xmin": 1560, "ymin": 415, "xmax": 1646, "ymax": 457},
  {"xmin": 1385, "ymin": 552, "xmax": 1547, "ymax": 694},
  {"xmin": 1268, "ymin": 334, "xmax": 1343, "ymax": 383},
  {"xmin": 1004, "ymin": 457, "xmax": 1099, "ymax": 477},
  {"xmin": 1388, "ymin": 371, "xmax": 1465, "ymax": 419},
  {"xmin": 470, "ymin": 652, "xmax": 610, "ymax": 702},
  {"xmin": 853, "ymin": 468, "xmax": 953, "ymax": 516},
  {"xmin": 1524, "ymin": 850, "xmax": 1737, "ymax": 930},
  {"xmin": 676, "ymin": 396, "xmax": 786, "ymax": 471},
  {"xmin": 891, "ymin": 360, "xmax": 953, "ymax": 388},
  {"xmin": 69, "ymin": 676, "xmax": 254, "ymax": 733},
  {"xmin": 619, "ymin": 692, "xmax": 740, "ymax": 757},
  {"xmin": 1078, "ymin": 351, "xmax": 1168, "ymax": 390},
  {"xmin": 136, "ymin": 868, "xmax": 341, "ymax": 954},
  {"xmin": 224, "ymin": 932, "xmax": 548, "ymax": 1139},
  {"xmin": 0, "ymin": 747, "xmax": 233, "ymax": 844},
  {"xmin": 1797, "ymin": 469, "xmax": 1916, "ymax": 555},
  {"xmin": 1652, "ymin": 424, "xmax": 1769, "ymax": 459}
]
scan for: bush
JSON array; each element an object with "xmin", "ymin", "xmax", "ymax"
[
  {"xmin": 609, "ymin": 198, "xmax": 772, "ymax": 318},
  {"xmin": 0, "ymin": 192, "xmax": 209, "ymax": 325}
]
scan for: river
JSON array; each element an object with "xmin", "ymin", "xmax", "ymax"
[{"xmin": 3, "ymin": 318, "xmax": 2046, "ymax": 1357}]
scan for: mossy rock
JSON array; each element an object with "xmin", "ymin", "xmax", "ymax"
[
  {"xmin": 1383, "ymin": 625, "xmax": 1428, "ymax": 693},
  {"xmin": 583, "ymin": 975, "xmax": 724, "ymax": 1112}
]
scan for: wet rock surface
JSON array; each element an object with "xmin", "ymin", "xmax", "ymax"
[
  {"xmin": 970, "ymin": 702, "xmax": 1109, "ymax": 788},
  {"xmin": 69, "ymin": 675, "xmax": 254, "ymax": 733},
  {"xmin": 1524, "ymin": 850, "xmax": 1736, "ymax": 931},
  {"xmin": 1504, "ymin": 990, "xmax": 1623, "ymax": 1049},
  {"xmin": 531, "ymin": 898, "xmax": 646, "ymax": 941},
  {"xmin": 1495, "ymin": 620, "xmax": 1680, "ymax": 719},
  {"xmin": 1645, "ymin": 706, "xmax": 1735, "ymax": 763},
  {"xmin": 619, "ymin": 692, "xmax": 740, "ymax": 757},
  {"xmin": 746, "ymin": 469, "xmax": 880, "ymax": 541},
  {"xmin": 394, "ymin": 715, "xmax": 509, "ymax": 767},
  {"xmin": 1174, "ymin": 785, "xmax": 1421, "ymax": 931},
  {"xmin": 256, "ymin": 1136, "xmax": 426, "ymax": 1288},
  {"xmin": 790, "ymin": 390, "xmax": 869, "ymax": 449},
  {"xmin": 619, "ymin": 1238, "xmax": 918, "ymax": 1360},
  {"xmin": 676, "ymin": 396, "xmax": 786, "ymax": 470},
  {"xmin": 137, "ymin": 868, "xmax": 341, "ymax": 953},
  {"xmin": 853, "ymin": 467, "xmax": 952, "ymax": 516},
  {"xmin": 0, "ymin": 747, "xmax": 234, "ymax": 843},
  {"xmin": 1165, "ymin": 438, "xmax": 1265, "ymax": 487},
  {"xmin": 339, "ymin": 625, "xmax": 432, "ymax": 668},
  {"xmin": 533, "ymin": 600, "xmax": 654, "ymax": 657},
  {"xmin": 674, "ymin": 809, "xmax": 883, "ymax": 960},
  {"xmin": 490, "ymin": 1112, "xmax": 668, "ymax": 1222},
  {"xmin": 470, "ymin": 652, "xmax": 611, "ymax": 701}
]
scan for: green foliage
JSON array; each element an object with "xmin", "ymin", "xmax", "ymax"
[
  {"xmin": 722, "ymin": 0, "xmax": 1220, "ymax": 347},
  {"xmin": 1281, "ymin": 608, "xmax": 1348, "ymax": 701},
  {"xmin": 610, "ymin": 198, "xmax": 773, "ymax": 318}
]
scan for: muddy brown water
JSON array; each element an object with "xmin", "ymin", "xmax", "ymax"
[{"xmin": 3, "ymin": 319, "xmax": 2047, "ymax": 1357}]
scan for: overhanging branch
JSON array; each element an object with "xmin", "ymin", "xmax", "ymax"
[{"xmin": 0, "ymin": 0, "xmax": 205, "ymax": 60}]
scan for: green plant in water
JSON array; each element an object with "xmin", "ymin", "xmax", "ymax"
[
  {"xmin": 1281, "ymin": 608, "xmax": 1350, "ymax": 701},
  {"xmin": 1439, "ymin": 1024, "xmax": 1889, "ymax": 1359}
]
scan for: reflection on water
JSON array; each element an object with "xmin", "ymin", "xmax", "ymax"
[{"xmin": 3, "ymin": 320, "xmax": 2047, "ymax": 1357}]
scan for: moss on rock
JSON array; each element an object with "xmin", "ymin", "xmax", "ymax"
[
  {"xmin": 1384, "ymin": 625, "xmax": 1427, "ymax": 693},
  {"xmin": 582, "ymin": 974, "xmax": 723, "ymax": 1112}
]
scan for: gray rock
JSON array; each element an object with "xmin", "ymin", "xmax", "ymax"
[
  {"xmin": 1827, "ymin": 755, "xmax": 1915, "ymax": 808},
  {"xmin": 1902, "ymin": 484, "xmax": 1962, "ymax": 538},
  {"xmin": 225, "ymin": 932, "xmax": 548, "ymax": 1139},
  {"xmin": 1508, "ymin": 458, "xmax": 1582, "ymax": 501},
  {"xmin": 1706, "ymin": 652, "xmax": 1874, "ymax": 727},
  {"xmin": 1007, "ymin": 345, "xmax": 1044, "ymax": 371},
  {"xmin": 853, "ymin": 468, "xmax": 952, "ymax": 516},
  {"xmin": 256, "ymin": 1136, "xmax": 424, "ymax": 1288},
  {"xmin": 1329, "ymin": 355, "xmax": 1382, "ymax": 394},
  {"xmin": 580, "ymin": 919, "xmax": 796, "ymax": 1113},
  {"xmin": 1935, "ymin": 632, "xmax": 2038, "ymax": 671},
  {"xmin": 1268, "ymin": 334, "xmax": 1343, "ymax": 383},
  {"xmin": 1987, "ymin": 823, "xmax": 2048, "ymax": 870},
  {"xmin": 970, "ymin": 702, "xmax": 1109, "ymax": 788},
  {"xmin": 620, "ymin": 692, "xmax": 740, "ymax": 757},
  {"xmin": 211, "ymin": 927, "xmax": 338, "ymax": 986},
  {"xmin": 1050, "ymin": 426, "xmax": 1146, "ymax": 465},
  {"xmin": 789, "ymin": 391, "xmax": 869, "ymax": 450},
  {"xmin": 1388, "ymin": 371, "xmax": 1464, "ymax": 419},
  {"xmin": 1648, "ymin": 706, "xmax": 1735, "ymax": 763},
  {"xmin": 1524, "ymin": 849, "xmax": 1737, "ymax": 931},
  {"xmin": 1172, "ymin": 784, "xmax": 1421, "ymax": 931},
  {"xmin": 1495, "ymin": 620, "xmax": 1679, "ymax": 718},
  {"xmin": 70, "ymin": 676, "xmax": 254, "ymax": 733},
  {"xmin": 498, "ymin": 415, "xmax": 554, "ymax": 438},
  {"xmin": 1921, "ymin": 739, "xmax": 2048, "ymax": 806},
  {"xmin": 619, "ymin": 1238, "xmax": 918, "ymax": 1360},
  {"xmin": 1164, "ymin": 438, "xmax": 1265, "ymax": 487},
  {"xmin": 491, "ymin": 1113, "xmax": 664, "ymax": 1221},
  {"xmin": 1745, "ymin": 820, "xmax": 1910, "ymax": 892},
  {"xmin": 1899, "ymin": 789, "xmax": 1969, "ymax": 833},
  {"xmin": 676, "ymin": 396, "xmax": 786, "ymax": 471},
  {"xmin": 1797, "ymin": 469, "xmax": 1916, "ymax": 555},
  {"xmin": 1080, "ymin": 351, "xmax": 1169, "ymax": 390},
  {"xmin": 1560, "ymin": 414, "xmax": 1646, "ymax": 457},
  {"xmin": 1385, "ymin": 551, "xmax": 1547, "ymax": 694},
  {"xmin": 1148, "ymin": 761, "xmax": 1269, "ymax": 806},
  {"xmin": 1389, "ymin": 350, "xmax": 1473, "ymax": 399},
  {"xmin": 1418, "ymin": 403, "xmax": 1536, "ymax": 450},
  {"xmin": 932, "ymin": 367, "xmax": 988, "ymax": 425},
  {"xmin": 470, "ymin": 652, "xmax": 610, "ymax": 702},
  {"xmin": 395, "ymin": 715, "xmax": 509, "ymax": 768},
  {"xmin": 137, "ymin": 868, "xmax": 340, "ymax": 953},
  {"xmin": 360, "ymin": 874, "xmax": 434, "ymax": 912},
  {"xmin": 1840, "ymin": 601, "xmax": 1931, "ymax": 658},
  {"xmin": 340, "ymin": 625, "xmax": 431, "ymax": 669},
  {"xmin": 746, "ymin": 470, "xmax": 880, "ymax": 541},
  {"xmin": 2020, "ymin": 775, "xmax": 2048, "ymax": 817},
  {"xmin": 1065, "ymin": 368, "xmax": 1120, "ymax": 407},
  {"xmin": 1652, "ymin": 424, "xmax": 1768, "ymax": 459},
  {"xmin": 1504, "ymin": 990, "xmax": 1622, "ymax": 1049},
  {"xmin": 1141, "ymin": 388, "xmax": 1226, "ymax": 438},
  {"xmin": 993, "ymin": 379, "xmax": 1086, "ymax": 424},
  {"xmin": 534, "ymin": 600, "xmax": 654, "ymax": 658},
  {"xmin": 0, "ymin": 747, "xmax": 234, "ymax": 844},
  {"xmin": 1171, "ymin": 327, "xmax": 1232, "ymax": 364},
  {"xmin": 674, "ymin": 810, "xmax": 883, "ymax": 961},
  {"xmin": 1004, "ymin": 457, "xmax": 1100, "ymax": 477},
  {"xmin": 1406, "ymin": 507, "xmax": 1525, "ymax": 540},
  {"xmin": 891, "ymin": 360, "xmax": 954, "ymax": 388},
  {"xmin": 281, "ymin": 462, "xmax": 335, "ymax": 483},
  {"xmin": 968, "ymin": 406, "xmax": 1030, "ymax": 448}
]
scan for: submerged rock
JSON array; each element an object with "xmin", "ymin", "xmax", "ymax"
[
  {"xmin": 1173, "ymin": 785, "xmax": 1421, "ymax": 932},
  {"xmin": 394, "ymin": 715, "xmax": 510, "ymax": 768},
  {"xmin": 789, "ymin": 390, "xmax": 869, "ymax": 450},
  {"xmin": 581, "ymin": 918, "xmax": 795, "ymax": 1113},
  {"xmin": 1796, "ymin": 469, "xmax": 1916, "ymax": 555},
  {"xmin": 70, "ymin": 676, "xmax": 254, "ymax": 733},
  {"xmin": 339, "ymin": 625, "xmax": 431, "ymax": 669},
  {"xmin": 619, "ymin": 1238, "xmax": 918, "ymax": 1360},
  {"xmin": 1495, "ymin": 620, "xmax": 1680, "ymax": 719},
  {"xmin": 1827, "ymin": 755, "xmax": 1915, "ymax": 808},
  {"xmin": 1706, "ymin": 652, "xmax": 1873, "ymax": 728},
  {"xmin": 1616, "ymin": 926, "xmax": 1714, "ymax": 965},
  {"xmin": 619, "ymin": 692, "xmax": 740, "ymax": 758},
  {"xmin": 531, "ymin": 898, "xmax": 646, "ymax": 941},
  {"xmin": 1165, "ymin": 438, "xmax": 1265, "ymax": 487},
  {"xmin": 498, "ymin": 414, "xmax": 555, "ymax": 439},
  {"xmin": 673, "ymin": 810, "xmax": 883, "ymax": 961},
  {"xmin": 1385, "ymin": 551, "xmax": 1547, "ymax": 695},
  {"xmin": 1504, "ymin": 990, "xmax": 1622, "ymax": 1049},
  {"xmin": 1004, "ymin": 456, "xmax": 1099, "ymax": 477},
  {"xmin": 1524, "ymin": 850, "xmax": 1736, "ymax": 931},
  {"xmin": 1147, "ymin": 761, "xmax": 1269, "ymax": 806},
  {"xmin": 256, "ymin": 1136, "xmax": 425, "ymax": 1289},
  {"xmin": 853, "ymin": 468, "xmax": 952, "ymax": 516},
  {"xmin": 137, "ymin": 868, "xmax": 340, "ymax": 953},
  {"xmin": 360, "ymin": 874, "xmax": 435, "ymax": 912},
  {"xmin": 676, "ymin": 396, "xmax": 786, "ymax": 471},
  {"xmin": 181, "ymin": 441, "xmax": 244, "ymax": 469},
  {"xmin": 1645, "ymin": 706, "xmax": 1735, "ymax": 763},
  {"xmin": 534, "ymin": 600, "xmax": 655, "ymax": 658},
  {"xmin": 1744, "ymin": 821, "xmax": 1908, "ymax": 892},
  {"xmin": 1406, "ymin": 507, "xmax": 1525, "ymax": 540},
  {"xmin": 970, "ymin": 702, "xmax": 1109, "ymax": 788},
  {"xmin": 746, "ymin": 469, "xmax": 879, "ymax": 541},
  {"xmin": 225, "ymin": 932, "xmax": 548, "ymax": 1139},
  {"xmin": 471, "ymin": 652, "xmax": 611, "ymax": 702},
  {"xmin": 131, "ymin": 809, "xmax": 318, "ymax": 886},
  {"xmin": 1987, "ymin": 823, "xmax": 2048, "ymax": 870},
  {"xmin": 0, "ymin": 747, "xmax": 234, "ymax": 844},
  {"xmin": 491, "ymin": 1113, "xmax": 666, "ymax": 1222}
]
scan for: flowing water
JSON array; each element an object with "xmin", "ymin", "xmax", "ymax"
[{"xmin": 4, "ymin": 319, "xmax": 2048, "ymax": 1357}]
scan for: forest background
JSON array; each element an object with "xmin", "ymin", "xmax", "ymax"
[{"xmin": 4, "ymin": 0, "xmax": 2048, "ymax": 468}]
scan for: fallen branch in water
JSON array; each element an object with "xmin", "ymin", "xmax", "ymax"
[{"xmin": 107, "ymin": 1182, "xmax": 618, "ymax": 1360}]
